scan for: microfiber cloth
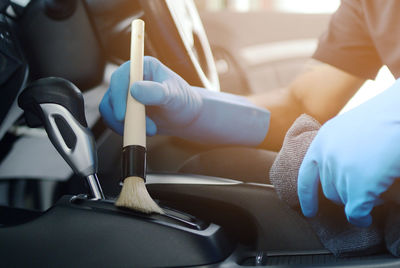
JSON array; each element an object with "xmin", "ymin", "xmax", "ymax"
[{"xmin": 269, "ymin": 114, "xmax": 400, "ymax": 257}]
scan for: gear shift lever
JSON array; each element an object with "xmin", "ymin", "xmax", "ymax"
[{"xmin": 18, "ymin": 77, "xmax": 104, "ymax": 199}]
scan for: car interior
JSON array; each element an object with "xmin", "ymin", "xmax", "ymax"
[{"xmin": 1, "ymin": 0, "xmax": 400, "ymax": 267}]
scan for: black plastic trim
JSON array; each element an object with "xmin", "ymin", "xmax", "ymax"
[{"xmin": 0, "ymin": 195, "xmax": 234, "ymax": 267}]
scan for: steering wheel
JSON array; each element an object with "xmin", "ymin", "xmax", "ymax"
[{"xmin": 86, "ymin": 0, "xmax": 220, "ymax": 91}]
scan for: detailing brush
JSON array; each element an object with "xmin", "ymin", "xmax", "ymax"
[{"xmin": 115, "ymin": 19, "xmax": 163, "ymax": 214}]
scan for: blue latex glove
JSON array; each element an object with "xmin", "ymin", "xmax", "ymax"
[
  {"xmin": 99, "ymin": 56, "xmax": 270, "ymax": 146},
  {"xmin": 298, "ymin": 78, "xmax": 400, "ymax": 227}
]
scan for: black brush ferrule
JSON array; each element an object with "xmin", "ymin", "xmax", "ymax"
[{"xmin": 122, "ymin": 145, "xmax": 146, "ymax": 182}]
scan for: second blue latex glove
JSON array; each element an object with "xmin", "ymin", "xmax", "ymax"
[
  {"xmin": 298, "ymin": 78, "xmax": 400, "ymax": 227},
  {"xmin": 99, "ymin": 56, "xmax": 270, "ymax": 146}
]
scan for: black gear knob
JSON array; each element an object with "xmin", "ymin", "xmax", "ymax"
[
  {"xmin": 18, "ymin": 77, "xmax": 104, "ymax": 199},
  {"xmin": 18, "ymin": 77, "xmax": 87, "ymax": 128}
]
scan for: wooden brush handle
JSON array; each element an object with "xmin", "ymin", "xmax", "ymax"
[
  {"xmin": 121, "ymin": 19, "xmax": 146, "ymax": 182},
  {"xmin": 124, "ymin": 19, "xmax": 146, "ymax": 148}
]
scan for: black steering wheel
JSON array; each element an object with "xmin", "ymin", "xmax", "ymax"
[{"xmin": 86, "ymin": 0, "xmax": 220, "ymax": 91}]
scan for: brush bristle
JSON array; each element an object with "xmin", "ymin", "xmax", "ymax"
[{"xmin": 115, "ymin": 177, "xmax": 164, "ymax": 214}]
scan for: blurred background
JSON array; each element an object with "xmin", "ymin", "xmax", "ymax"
[
  {"xmin": 195, "ymin": 0, "xmax": 394, "ymax": 111},
  {"xmin": 195, "ymin": 0, "xmax": 340, "ymax": 13}
]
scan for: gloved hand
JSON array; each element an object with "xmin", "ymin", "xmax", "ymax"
[
  {"xmin": 298, "ymin": 78, "xmax": 400, "ymax": 227},
  {"xmin": 99, "ymin": 56, "xmax": 270, "ymax": 146}
]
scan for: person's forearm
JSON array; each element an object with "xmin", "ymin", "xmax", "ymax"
[
  {"xmin": 248, "ymin": 88, "xmax": 304, "ymax": 151},
  {"xmin": 248, "ymin": 62, "xmax": 365, "ymax": 151},
  {"xmin": 180, "ymin": 87, "xmax": 270, "ymax": 146}
]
